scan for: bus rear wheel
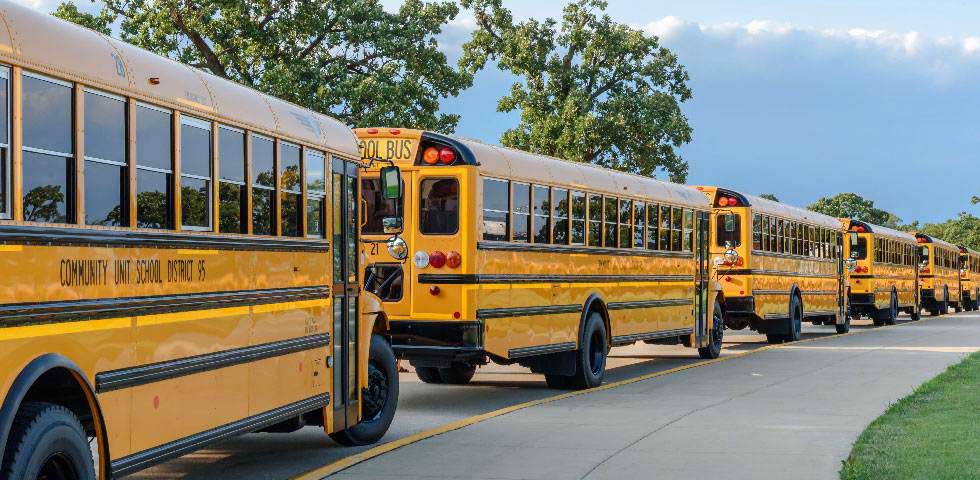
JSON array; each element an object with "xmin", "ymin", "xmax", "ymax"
[
  {"xmin": 415, "ymin": 366, "xmax": 444, "ymax": 384},
  {"xmin": 438, "ymin": 364, "xmax": 476, "ymax": 384},
  {"xmin": 835, "ymin": 311, "xmax": 851, "ymax": 334},
  {"xmin": 330, "ymin": 335, "xmax": 399, "ymax": 446},
  {"xmin": 565, "ymin": 311, "xmax": 607, "ymax": 390},
  {"xmin": 1, "ymin": 401, "xmax": 96, "ymax": 480},
  {"xmin": 698, "ymin": 302, "xmax": 724, "ymax": 359},
  {"xmin": 877, "ymin": 293, "xmax": 898, "ymax": 326}
]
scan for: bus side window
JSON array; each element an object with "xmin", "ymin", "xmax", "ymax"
[
  {"xmin": 603, "ymin": 196, "xmax": 617, "ymax": 248},
  {"xmin": 251, "ymin": 135, "xmax": 275, "ymax": 235},
  {"xmin": 218, "ymin": 125, "xmax": 247, "ymax": 233},
  {"xmin": 659, "ymin": 205, "xmax": 670, "ymax": 250},
  {"xmin": 511, "ymin": 182, "xmax": 530, "ymax": 242},
  {"xmin": 23, "ymin": 73, "xmax": 73, "ymax": 224},
  {"xmin": 482, "ymin": 178, "xmax": 509, "ymax": 241},
  {"xmin": 279, "ymin": 142, "xmax": 302, "ymax": 237},
  {"xmin": 180, "ymin": 115, "xmax": 213, "ymax": 231},
  {"xmin": 0, "ymin": 67, "xmax": 8, "ymax": 219},
  {"xmin": 553, "ymin": 188, "xmax": 569, "ymax": 245},
  {"xmin": 633, "ymin": 201, "xmax": 645, "ymax": 248},
  {"xmin": 306, "ymin": 150, "xmax": 327, "ymax": 238},
  {"xmin": 84, "ymin": 89, "xmax": 127, "ymax": 227},
  {"xmin": 618, "ymin": 198, "xmax": 632, "ymax": 248},
  {"xmin": 671, "ymin": 206, "xmax": 683, "ymax": 251},
  {"xmin": 587, "ymin": 194, "xmax": 602, "ymax": 247},
  {"xmin": 136, "ymin": 103, "xmax": 174, "ymax": 229},
  {"xmin": 532, "ymin": 185, "xmax": 550, "ymax": 243},
  {"xmin": 753, "ymin": 214, "xmax": 763, "ymax": 251},
  {"xmin": 682, "ymin": 209, "xmax": 694, "ymax": 252},
  {"xmin": 647, "ymin": 203, "xmax": 659, "ymax": 250},
  {"xmin": 570, "ymin": 190, "xmax": 586, "ymax": 245}
]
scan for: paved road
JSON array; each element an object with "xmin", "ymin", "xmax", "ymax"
[
  {"xmin": 330, "ymin": 312, "xmax": 980, "ymax": 480},
  {"xmin": 127, "ymin": 314, "xmax": 977, "ymax": 479}
]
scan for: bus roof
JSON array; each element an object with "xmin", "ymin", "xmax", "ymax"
[
  {"xmin": 697, "ymin": 186, "xmax": 843, "ymax": 230},
  {"xmin": 408, "ymin": 130, "xmax": 709, "ymax": 210},
  {"xmin": 844, "ymin": 219, "xmax": 917, "ymax": 244},
  {"xmin": 914, "ymin": 232, "xmax": 959, "ymax": 250},
  {"xmin": 0, "ymin": 2, "xmax": 359, "ymax": 158}
]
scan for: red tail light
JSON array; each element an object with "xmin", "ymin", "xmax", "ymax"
[
  {"xmin": 728, "ymin": 197, "xmax": 738, "ymax": 206},
  {"xmin": 422, "ymin": 147, "xmax": 440, "ymax": 165},
  {"xmin": 389, "ymin": 128, "xmax": 401, "ymax": 135},
  {"xmin": 439, "ymin": 147, "xmax": 456, "ymax": 165},
  {"xmin": 429, "ymin": 250, "xmax": 447, "ymax": 268},
  {"xmin": 366, "ymin": 128, "xmax": 379, "ymax": 134},
  {"xmin": 447, "ymin": 251, "xmax": 462, "ymax": 268}
]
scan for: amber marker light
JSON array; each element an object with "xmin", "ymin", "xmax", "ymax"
[{"xmin": 422, "ymin": 147, "xmax": 440, "ymax": 165}]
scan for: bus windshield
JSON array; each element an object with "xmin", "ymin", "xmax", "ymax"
[
  {"xmin": 716, "ymin": 214, "xmax": 741, "ymax": 247},
  {"xmin": 362, "ymin": 177, "xmax": 400, "ymax": 235},
  {"xmin": 849, "ymin": 234, "xmax": 867, "ymax": 260}
]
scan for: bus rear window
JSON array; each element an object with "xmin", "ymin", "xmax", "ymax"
[
  {"xmin": 362, "ymin": 177, "xmax": 400, "ymax": 235},
  {"xmin": 420, "ymin": 178, "xmax": 459, "ymax": 235},
  {"xmin": 716, "ymin": 214, "xmax": 741, "ymax": 247},
  {"xmin": 849, "ymin": 234, "xmax": 867, "ymax": 260}
]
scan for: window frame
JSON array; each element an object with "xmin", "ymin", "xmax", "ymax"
[
  {"xmin": 22, "ymin": 70, "xmax": 76, "ymax": 224},
  {"xmin": 510, "ymin": 181, "xmax": 531, "ymax": 242},
  {"xmin": 481, "ymin": 177, "xmax": 510, "ymax": 242},
  {"xmin": 305, "ymin": 149, "xmax": 327, "ymax": 239},
  {"xmin": 82, "ymin": 87, "xmax": 128, "ymax": 227},
  {"xmin": 250, "ymin": 133, "xmax": 276, "ymax": 236},
  {"xmin": 179, "ymin": 114, "xmax": 213, "ymax": 232},
  {"xmin": 419, "ymin": 176, "xmax": 461, "ymax": 236},
  {"xmin": 217, "ymin": 124, "xmax": 247, "ymax": 234}
]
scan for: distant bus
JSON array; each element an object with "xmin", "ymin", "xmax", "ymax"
[
  {"xmin": 695, "ymin": 187, "xmax": 849, "ymax": 341},
  {"xmin": 842, "ymin": 219, "xmax": 920, "ymax": 323},
  {"xmin": 915, "ymin": 233, "xmax": 962, "ymax": 315},
  {"xmin": 356, "ymin": 128, "xmax": 723, "ymax": 390},
  {"xmin": 958, "ymin": 246, "xmax": 980, "ymax": 311},
  {"xmin": 0, "ymin": 4, "xmax": 398, "ymax": 480}
]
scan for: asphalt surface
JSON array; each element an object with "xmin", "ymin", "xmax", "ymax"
[{"xmin": 127, "ymin": 313, "xmax": 980, "ymax": 479}]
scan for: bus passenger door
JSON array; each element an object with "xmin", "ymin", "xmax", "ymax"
[
  {"xmin": 332, "ymin": 158, "xmax": 360, "ymax": 429},
  {"xmin": 694, "ymin": 211, "xmax": 710, "ymax": 343},
  {"xmin": 837, "ymin": 233, "xmax": 846, "ymax": 321}
]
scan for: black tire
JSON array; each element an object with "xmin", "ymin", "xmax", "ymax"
[
  {"xmin": 883, "ymin": 292, "xmax": 898, "ymax": 326},
  {"xmin": 544, "ymin": 374, "xmax": 572, "ymax": 389},
  {"xmin": 1, "ymin": 401, "xmax": 96, "ymax": 480},
  {"xmin": 329, "ymin": 335, "xmax": 399, "ymax": 446},
  {"xmin": 930, "ymin": 308, "xmax": 940, "ymax": 317},
  {"xmin": 786, "ymin": 294, "xmax": 803, "ymax": 342},
  {"xmin": 835, "ymin": 312, "xmax": 851, "ymax": 334},
  {"xmin": 698, "ymin": 302, "xmax": 724, "ymax": 359},
  {"xmin": 415, "ymin": 366, "xmax": 444, "ymax": 384},
  {"xmin": 910, "ymin": 306, "xmax": 921, "ymax": 321},
  {"xmin": 942, "ymin": 288, "xmax": 950, "ymax": 315},
  {"xmin": 438, "ymin": 364, "xmax": 476, "ymax": 384},
  {"xmin": 569, "ymin": 311, "xmax": 607, "ymax": 389},
  {"xmin": 766, "ymin": 334, "xmax": 784, "ymax": 344}
]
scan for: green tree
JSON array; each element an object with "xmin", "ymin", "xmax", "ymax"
[
  {"xmin": 808, "ymin": 192, "xmax": 901, "ymax": 228},
  {"xmin": 972, "ymin": 195, "xmax": 978, "ymax": 205},
  {"xmin": 918, "ymin": 213, "xmax": 980, "ymax": 251},
  {"xmin": 759, "ymin": 193, "xmax": 780, "ymax": 202},
  {"xmin": 55, "ymin": 0, "xmax": 472, "ymax": 132},
  {"xmin": 460, "ymin": 0, "xmax": 693, "ymax": 182}
]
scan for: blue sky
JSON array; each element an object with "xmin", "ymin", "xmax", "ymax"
[{"xmin": 21, "ymin": 0, "xmax": 980, "ymax": 223}]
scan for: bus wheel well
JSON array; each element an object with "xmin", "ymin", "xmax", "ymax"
[
  {"xmin": 21, "ymin": 368, "xmax": 97, "ymax": 438},
  {"xmin": 582, "ymin": 294, "xmax": 611, "ymax": 348}
]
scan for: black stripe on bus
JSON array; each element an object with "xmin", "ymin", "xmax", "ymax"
[
  {"xmin": 0, "ymin": 286, "xmax": 330, "ymax": 328},
  {"xmin": 607, "ymin": 298, "xmax": 693, "ymax": 310},
  {"xmin": 476, "ymin": 304, "xmax": 582, "ymax": 319},
  {"xmin": 612, "ymin": 328, "xmax": 693, "ymax": 346},
  {"xmin": 95, "ymin": 333, "xmax": 330, "ymax": 393},
  {"xmin": 419, "ymin": 274, "xmax": 695, "ymax": 285},
  {"xmin": 508, "ymin": 342, "xmax": 577, "ymax": 358},
  {"xmin": 110, "ymin": 393, "xmax": 329, "ymax": 477},
  {"xmin": 477, "ymin": 241, "xmax": 695, "ymax": 259},
  {"xmin": 721, "ymin": 269, "xmax": 837, "ymax": 279},
  {"xmin": 0, "ymin": 224, "xmax": 330, "ymax": 252}
]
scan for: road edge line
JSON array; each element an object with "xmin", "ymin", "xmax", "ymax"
[{"xmin": 292, "ymin": 316, "xmax": 945, "ymax": 479}]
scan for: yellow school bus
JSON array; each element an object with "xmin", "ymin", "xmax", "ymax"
[
  {"xmin": 356, "ymin": 128, "xmax": 722, "ymax": 390},
  {"xmin": 0, "ymin": 4, "xmax": 399, "ymax": 479},
  {"xmin": 915, "ymin": 233, "xmax": 962, "ymax": 315},
  {"xmin": 842, "ymin": 219, "xmax": 920, "ymax": 324},
  {"xmin": 695, "ymin": 187, "xmax": 848, "ymax": 342},
  {"xmin": 959, "ymin": 246, "xmax": 980, "ymax": 311}
]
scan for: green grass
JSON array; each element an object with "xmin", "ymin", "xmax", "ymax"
[{"xmin": 841, "ymin": 350, "xmax": 980, "ymax": 480}]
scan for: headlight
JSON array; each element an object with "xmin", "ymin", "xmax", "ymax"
[
  {"xmin": 724, "ymin": 249, "xmax": 739, "ymax": 265},
  {"xmin": 386, "ymin": 236, "xmax": 408, "ymax": 261}
]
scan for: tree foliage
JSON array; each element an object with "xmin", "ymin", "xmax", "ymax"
[
  {"xmin": 916, "ymin": 213, "xmax": 980, "ymax": 251},
  {"xmin": 808, "ymin": 192, "xmax": 901, "ymax": 228},
  {"xmin": 55, "ymin": 0, "xmax": 472, "ymax": 132},
  {"xmin": 460, "ymin": 0, "xmax": 693, "ymax": 182},
  {"xmin": 759, "ymin": 193, "xmax": 780, "ymax": 202}
]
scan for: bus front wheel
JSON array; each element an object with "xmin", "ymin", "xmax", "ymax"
[
  {"xmin": 330, "ymin": 335, "xmax": 399, "ymax": 446},
  {"xmin": 698, "ymin": 302, "xmax": 724, "ymax": 359},
  {"xmin": 1, "ymin": 401, "xmax": 96, "ymax": 480}
]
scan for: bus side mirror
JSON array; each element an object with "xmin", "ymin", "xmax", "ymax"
[
  {"xmin": 379, "ymin": 165, "xmax": 404, "ymax": 235},
  {"xmin": 380, "ymin": 166, "xmax": 403, "ymax": 200}
]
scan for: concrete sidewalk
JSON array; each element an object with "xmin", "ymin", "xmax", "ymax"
[{"xmin": 333, "ymin": 313, "xmax": 980, "ymax": 480}]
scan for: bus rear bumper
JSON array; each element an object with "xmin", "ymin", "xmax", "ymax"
[{"xmin": 388, "ymin": 321, "xmax": 486, "ymax": 366}]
